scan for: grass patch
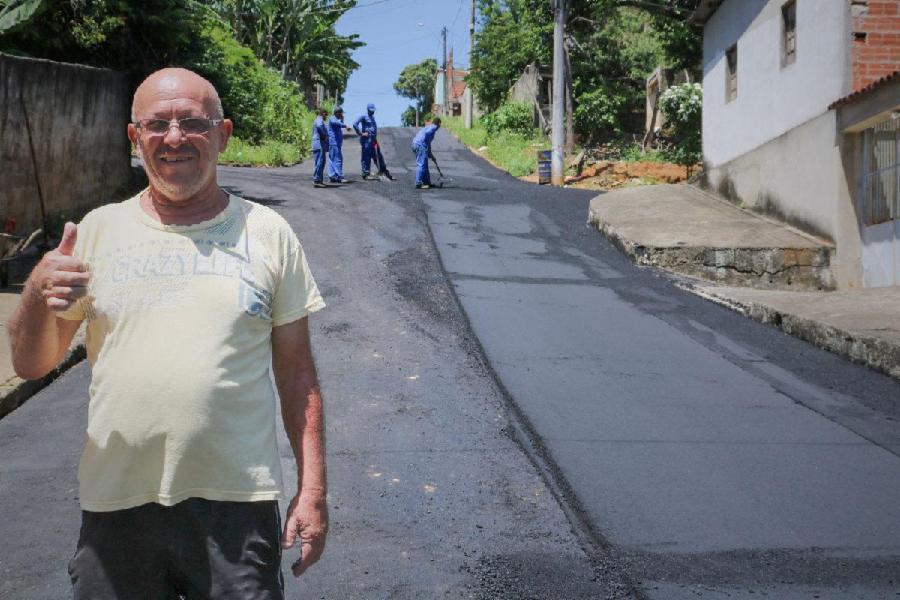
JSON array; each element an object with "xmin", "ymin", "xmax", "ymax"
[
  {"xmin": 218, "ymin": 137, "xmax": 302, "ymax": 167},
  {"xmin": 616, "ymin": 143, "xmax": 670, "ymax": 163},
  {"xmin": 443, "ymin": 116, "xmax": 546, "ymax": 178}
]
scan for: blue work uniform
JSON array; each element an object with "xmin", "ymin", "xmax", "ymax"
[
  {"xmin": 311, "ymin": 115, "xmax": 329, "ymax": 183},
  {"xmin": 353, "ymin": 112, "xmax": 377, "ymax": 176},
  {"xmin": 411, "ymin": 123, "xmax": 439, "ymax": 186},
  {"xmin": 327, "ymin": 115, "xmax": 345, "ymax": 181}
]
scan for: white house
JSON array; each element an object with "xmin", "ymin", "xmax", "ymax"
[{"xmin": 693, "ymin": 0, "xmax": 900, "ymax": 288}]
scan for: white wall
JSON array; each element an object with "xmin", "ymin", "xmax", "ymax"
[
  {"xmin": 703, "ymin": 111, "xmax": 864, "ymax": 288},
  {"xmin": 702, "ymin": 0, "xmax": 852, "ymax": 166}
]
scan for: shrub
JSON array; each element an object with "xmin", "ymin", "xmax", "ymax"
[
  {"xmin": 219, "ymin": 137, "xmax": 300, "ymax": 167},
  {"xmin": 573, "ymin": 87, "xmax": 629, "ymax": 144},
  {"xmin": 482, "ymin": 101, "xmax": 535, "ymax": 136},
  {"xmin": 659, "ymin": 82, "xmax": 702, "ymax": 167},
  {"xmin": 186, "ymin": 20, "xmax": 311, "ymax": 150}
]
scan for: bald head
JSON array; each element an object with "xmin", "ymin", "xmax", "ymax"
[{"xmin": 131, "ymin": 68, "xmax": 223, "ymax": 122}]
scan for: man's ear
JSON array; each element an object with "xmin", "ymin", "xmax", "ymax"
[
  {"xmin": 128, "ymin": 123, "xmax": 142, "ymax": 159},
  {"xmin": 218, "ymin": 119, "xmax": 234, "ymax": 153}
]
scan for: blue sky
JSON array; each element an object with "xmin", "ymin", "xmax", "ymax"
[{"xmin": 335, "ymin": 0, "xmax": 473, "ymax": 126}]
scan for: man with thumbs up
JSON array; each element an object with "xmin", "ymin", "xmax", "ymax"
[{"xmin": 8, "ymin": 68, "xmax": 328, "ymax": 599}]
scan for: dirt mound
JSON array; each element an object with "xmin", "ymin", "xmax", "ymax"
[{"xmin": 519, "ymin": 160, "xmax": 692, "ymax": 190}]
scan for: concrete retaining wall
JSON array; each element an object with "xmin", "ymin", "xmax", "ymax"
[
  {"xmin": 0, "ymin": 54, "xmax": 132, "ymax": 235},
  {"xmin": 700, "ymin": 110, "xmax": 863, "ymax": 289}
]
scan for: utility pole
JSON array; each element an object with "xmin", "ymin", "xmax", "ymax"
[
  {"xmin": 465, "ymin": 0, "xmax": 476, "ymax": 129},
  {"xmin": 441, "ymin": 26, "xmax": 449, "ymax": 115},
  {"xmin": 551, "ymin": 0, "xmax": 567, "ymax": 185}
]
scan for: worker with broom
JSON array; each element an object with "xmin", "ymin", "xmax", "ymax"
[{"xmin": 410, "ymin": 117, "xmax": 441, "ymax": 189}]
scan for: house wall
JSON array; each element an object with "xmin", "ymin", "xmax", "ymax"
[
  {"xmin": 433, "ymin": 69, "xmax": 446, "ymax": 115},
  {"xmin": 852, "ymin": 0, "xmax": 900, "ymax": 91},
  {"xmin": 461, "ymin": 87, "xmax": 483, "ymax": 125},
  {"xmin": 702, "ymin": 0, "xmax": 852, "ymax": 167},
  {"xmin": 703, "ymin": 111, "xmax": 864, "ymax": 288},
  {"xmin": 508, "ymin": 64, "xmax": 550, "ymax": 130},
  {"xmin": 0, "ymin": 54, "xmax": 132, "ymax": 234}
]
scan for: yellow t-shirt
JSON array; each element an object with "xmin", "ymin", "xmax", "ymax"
[{"xmin": 60, "ymin": 192, "xmax": 325, "ymax": 512}]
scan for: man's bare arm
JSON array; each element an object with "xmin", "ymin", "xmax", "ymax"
[
  {"xmin": 8, "ymin": 223, "xmax": 87, "ymax": 380},
  {"xmin": 272, "ymin": 316, "xmax": 327, "ymax": 577}
]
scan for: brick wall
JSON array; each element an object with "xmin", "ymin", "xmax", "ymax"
[{"xmin": 852, "ymin": 0, "xmax": 900, "ymax": 91}]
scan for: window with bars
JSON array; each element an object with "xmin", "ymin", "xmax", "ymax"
[
  {"xmin": 861, "ymin": 118, "xmax": 900, "ymax": 227},
  {"xmin": 782, "ymin": 0, "xmax": 797, "ymax": 66},
  {"xmin": 725, "ymin": 45, "xmax": 738, "ymax": 102}
]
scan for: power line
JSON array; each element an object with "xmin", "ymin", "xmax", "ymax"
[{"xmin": 449, "ymin": 0, "xmax": 465, "ymax": 32}]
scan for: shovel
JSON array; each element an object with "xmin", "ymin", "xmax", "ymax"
[{"xmin": 430, "ymin": 155, "xmax": 450, "ymax": 188}]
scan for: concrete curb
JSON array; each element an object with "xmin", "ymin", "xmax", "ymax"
[
  {"xmin": 0, "ymin": 343, "xmax": 85, "ymax": 421},
  {"xmin": 680, "ymin": 282, "xmax": 900, "ymax": 381}
]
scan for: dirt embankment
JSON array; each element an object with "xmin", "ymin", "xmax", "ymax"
[{"xmin": 521, "ymin": 160, "xmax": 692, "ymax": 190}]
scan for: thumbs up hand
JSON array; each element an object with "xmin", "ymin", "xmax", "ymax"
[
  {"xmin": 57, "ymin": 222, "xmax": 77, "ymax": 256},
  {"xmin": 31, "ymin": 222, "xmax": 90, "ymax": 312}
]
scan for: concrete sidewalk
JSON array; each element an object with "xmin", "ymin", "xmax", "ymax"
[
  {"xmin": 588, "ymin": 184, "xmax": 900, "ymax": 380},
  {"xmin": 685, "ymin": 283, "xmax": 900, "ymax": 379},
  {"xmin": 588, "ymin": 184, "xmax": 834, "ymax": 291},
  {"xmin": 0, "ymin": 288, "xmax": 84, "ymax": 421}
]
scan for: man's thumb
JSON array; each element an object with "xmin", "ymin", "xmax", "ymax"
[
  {"xmin": 57, "ymin": 222, "xmax": 77, "ymax": 256},
  {"xmin": 281, "ymin": 516, "xmax": 297, "ymax": 549}
]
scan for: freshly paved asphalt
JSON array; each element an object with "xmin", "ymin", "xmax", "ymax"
[
  {"xmin": 1, "ymin": 127, "xmax": 899, "ymax": 599},
  {"xmin": 411, "ymin": 128, "xmax": 900, "ymax": 599}
]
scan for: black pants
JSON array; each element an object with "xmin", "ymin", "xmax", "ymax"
[{"xmin": 69, "ymin": 499, "xmax": 284, "ymax": 600}]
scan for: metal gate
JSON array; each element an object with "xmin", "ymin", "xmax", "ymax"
[{"xmin": 861, "ymin": 117, "xmax": 900, "ymax": 287}]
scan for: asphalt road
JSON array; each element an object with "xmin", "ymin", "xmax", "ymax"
[
  {"xmin": 411, "ymin": 128, "xmax": 900, "ymax": 599},
  {"xmin": 0, "ymin": 133, "xmax": 620, "ymax": 600},
  {"xmin": 1, "ymin": 128, "xmax": 899, "ymax": 600}
]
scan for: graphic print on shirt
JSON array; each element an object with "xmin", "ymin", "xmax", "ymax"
[{"xmin": 80, "ymin": 213, "xmax": 275, "ymax": 323}]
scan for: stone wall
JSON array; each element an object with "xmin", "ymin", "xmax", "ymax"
[{"xmin": 0, "ymin": 54, "xmax": 132, "ymax": 236}]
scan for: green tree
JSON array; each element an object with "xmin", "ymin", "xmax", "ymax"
[
  {"xmin": 0, "ymin": 1, "xmax": 316, "ymax": 147},
  {"xmin": 401, "ymin": 106, "xmax": 433, "ymax": 128},
  {"xmin": 393, "ymin": 58, "xmax": 437, "ymax": 127},
  {"xmin": 468, "ymin": 0, "xmax": 551, "ymax": 113},
  {"xmin": 468, "ymin": 0, "xmax": 701, "ymax": 143},
  {"xmin": 0, "ymin": 0, "xmax": 47, "ymax": 34},
  {"xmin": 0, "ymin": 0, "xmax": 203, "ymax": 76},
  {"xmin": 207, "ymin": 0, "xmax": 363, "ymax": 96}
]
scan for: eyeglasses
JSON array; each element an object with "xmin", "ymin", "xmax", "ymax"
[{"xmin": 134, "ymin": 117, "xmax": 223, "ymax": 136}]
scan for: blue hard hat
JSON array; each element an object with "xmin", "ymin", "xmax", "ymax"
[{"xmin": 367, "ymin": 103, "xmax": 376, "ymax": 112}]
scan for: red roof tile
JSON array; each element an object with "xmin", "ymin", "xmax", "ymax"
[{"xmin": 829, "ymin": 70, "xmax": 900, "ymax": 109}]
